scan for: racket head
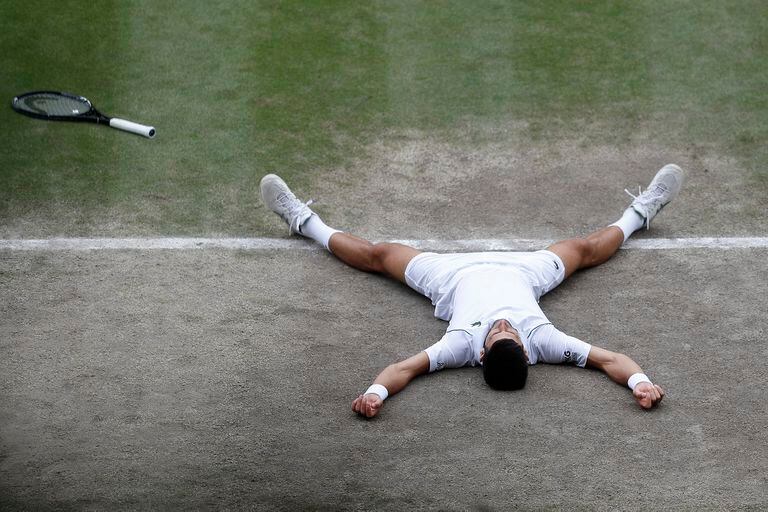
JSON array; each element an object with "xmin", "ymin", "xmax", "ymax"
[{"xmin": 11, "ymin": 91, "xmax": 109, "ymax": 124}]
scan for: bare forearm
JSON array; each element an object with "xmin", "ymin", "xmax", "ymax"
[
  {"xmin": 586, "ymin": 345, "xmax": 664, "ymax": 409},
  {"xmin": 373, "ymin": 365, "xmax": 413, "ymax": 396},
  {"xmin": 588, "ymin": 346, "xmax": 643, "ymax": 387},
  {"xmin": 601, "ymin": 352, "xmax": 643, "ymax": 387},
  {"xmin": 371, "ymin": 352, "xmax": 430, "ymax": 397}
]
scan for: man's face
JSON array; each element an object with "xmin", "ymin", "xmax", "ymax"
[{"xmin": 480, "ymin": 319, "xmax": 529, "ymax": 361}]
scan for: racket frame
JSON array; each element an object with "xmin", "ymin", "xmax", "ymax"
[{"xmin": 11, "ymin": 90, "xmax": 155, "ymax": 138}]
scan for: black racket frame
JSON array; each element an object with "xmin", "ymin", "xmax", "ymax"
[{"xmin": 11, "ymin": 90, "xmax": 111, "ymax": 125}]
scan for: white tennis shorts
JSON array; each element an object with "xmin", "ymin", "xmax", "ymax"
[{"xmin": 404, "ymin": 250, "xmax": 566, "ymax": 315}]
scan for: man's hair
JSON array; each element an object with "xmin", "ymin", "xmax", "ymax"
[{"xmin": 482, "ymin": 339, "xmax": 528, "ymax": 390}]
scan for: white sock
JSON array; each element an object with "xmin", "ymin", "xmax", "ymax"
[
  {"xmin": 298, "ymin": 214, "xmax": 341, "ymax": 251},
  {"xmin": 610, "ymin": 208, "xmax": 645, "ymax": 242}
]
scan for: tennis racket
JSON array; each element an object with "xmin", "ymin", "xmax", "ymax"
[{"xmin": 12, "ymin": 91, "xmax": 156, "ymax": 139}]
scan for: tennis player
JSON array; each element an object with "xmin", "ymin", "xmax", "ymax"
[{"xmin": 260, "ymin": 164, "xmax": 683, "ymax": 418}]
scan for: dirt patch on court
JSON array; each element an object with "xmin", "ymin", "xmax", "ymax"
[
  {"xmin": 302, "ymin": 124, "xmax": 764, "ymax": 242},
  {"xmin": 3, "ymin": 248, "xmax": 768, "ymax": 509},
  {"xmin": 3, "ymin": 122, "xmax": 763, "ymax": 241}
]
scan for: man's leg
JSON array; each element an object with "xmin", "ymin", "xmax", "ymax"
[
  {"xmin": 547, "ymin": 226, "xmax": 625, "ymax": 279},
  {"xmin": 260, "ymin": 174, "xmax": 421, "ymax": 284},
  {"xmin": 328, "ymin": 234, "xmax": 421, "ymax": 284},
  {"xmin": 547, "ymin": 164, "xmax": 684, "ymax": 279}
]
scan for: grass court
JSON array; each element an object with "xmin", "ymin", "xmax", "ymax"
[{"xmin": 2, "ymin": 1, "xmax": 767, "ymax": 509}]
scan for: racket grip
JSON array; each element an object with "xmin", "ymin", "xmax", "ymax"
[{"xmin": 109, "ymin": 118, "xmax": 156, "ymax": 138}]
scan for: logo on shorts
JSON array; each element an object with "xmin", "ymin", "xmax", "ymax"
[
  {"xmin": 553, "ymin": 260, "xmax": 560, "ymax": 270},
  {"xmin": 563, "ymin": 350, "xmax": 572, "ymax": 361}
]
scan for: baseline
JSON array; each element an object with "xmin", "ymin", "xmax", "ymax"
[{"xmin": 1, "ymin": 237, "xmax": 767, "ymax": 251}]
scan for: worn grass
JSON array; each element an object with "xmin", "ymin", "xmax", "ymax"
[{"xmin": 1, "ymin": 0, "xmax": 766, "ymax": 236}]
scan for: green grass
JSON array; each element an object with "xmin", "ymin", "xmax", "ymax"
[{"xmin": 1, "ymin": 0, "xmax": 766, "ymax": 236}]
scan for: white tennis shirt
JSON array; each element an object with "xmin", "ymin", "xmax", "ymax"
[{"xmin": 421, "ymin": 265, "xmax": 592, "ymax": 373}]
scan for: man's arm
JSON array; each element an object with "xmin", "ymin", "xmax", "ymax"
[
  {"xmin": 352, "ymin": 351, "xmax": 430, "ymax": 418},
  {"xmin": 586, "ymin": 345, "xmax": 665, "ymax": 409}
]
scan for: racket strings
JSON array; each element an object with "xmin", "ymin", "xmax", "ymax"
[{"xmin": 16, "ymin": 93, "xmax": 91, "ymax": 117}]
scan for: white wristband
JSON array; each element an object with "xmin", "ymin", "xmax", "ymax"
[
  {"xmin": 628, "ymin": 373, "xmax": 652, "ymax": 390},
  {"xmin": 365, "ymin": 384, "xmax": 389, "ymax": 401}
]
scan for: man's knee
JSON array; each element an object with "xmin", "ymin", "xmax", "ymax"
[
  {"xmin": 369, "ymin": 243, "xmax": 395, "ymax": 272},
  {"xmin": 551, "ymin": 237, "xmax": 589, "ymax": 255},
  {"xmin": 567, "ymin": 237, "xmax": 606, "ymax": 268},
  {"xmin": 370, "ymin": 242, "xmax": 419, "ymax": 281},
  {"xmin": 572, "ymin": 238, "xmax": 594, "ymax": 259}
]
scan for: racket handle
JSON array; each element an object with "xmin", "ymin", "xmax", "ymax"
[{"xmin": 109, "ymin": 118, "xmax": 156, "ymax": 139}]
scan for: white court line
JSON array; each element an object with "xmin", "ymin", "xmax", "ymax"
[{"xmin": 1, "ymin": 237, "xmax": 768, "ymax": 251}]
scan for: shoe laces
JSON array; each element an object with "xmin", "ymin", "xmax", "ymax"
[
  {"xmin": 624, "ymin": 184, "xmax": 668, "ymax": 229},
  {"xmin": 624, "ymin": 186, "xmax": 647, "ymax": 230},
  {"xmin": 277, "ymin": 193, "xmax": 314, "ymax": 234},
  {"xmin": 623, "ymin": 185, "xmax": 642, "ymax": 201},
  {"xmin": 624, "ymin": 183, "xmax": 668, "ymax": 202}
]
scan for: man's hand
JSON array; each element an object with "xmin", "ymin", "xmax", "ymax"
[
  {"xmin": 587, "ymin": 346, "xmax": 665, "ymax": 410},
  {"xmin": 633, "ymin": 382, "xmax": 665, "ymax": 409},
  {"xmin": 352, "ymin": 353, "xmax": 430, "ymax": 419},
  {"xmin": 352, "ymin": 393, "xmax": 383, "ymax": 418}
]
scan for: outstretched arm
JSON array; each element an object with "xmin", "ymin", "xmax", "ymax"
[
  {"xmin": 352, "ymin": 351, "xmax": 430, "ymax": 418},
  {"xmin": 586, "ymin": 345, "xmax": 665, "ymax": 409}
]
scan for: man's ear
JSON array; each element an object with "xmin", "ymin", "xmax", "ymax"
[{"xmin": 479, "ymin": 348, "xmax": 485, "ymax": 362}]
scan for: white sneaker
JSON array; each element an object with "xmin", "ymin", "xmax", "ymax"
[
  {"xmin": 625, "ymin": 164, "xmax": 684, "ymax": 228},
  {"xmin": 260, "ymin": 174, "xmax": 314, "ymax": 234}
]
